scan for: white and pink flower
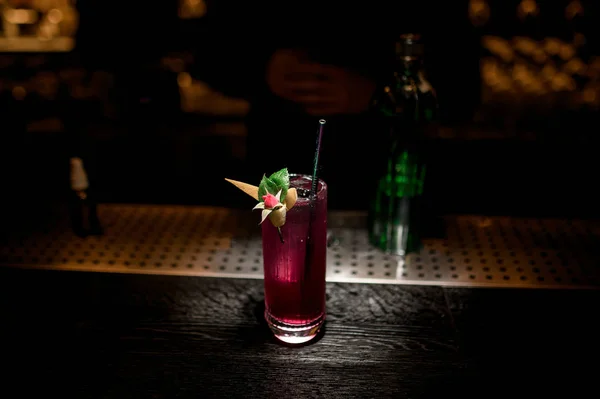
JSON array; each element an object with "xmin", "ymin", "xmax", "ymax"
[
  {"xmin": 252, "ymin": 190, "xmax": 287, "ymax": 227},
  {"xmin": 225, "ymin": 174, "xmax": 297, "ymax": 229}
]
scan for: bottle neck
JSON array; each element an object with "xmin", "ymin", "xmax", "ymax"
[{"xmin": 395, "ymin": 57, "xmax": 423, "ymax": 78}]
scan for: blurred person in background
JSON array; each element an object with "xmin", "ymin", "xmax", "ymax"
[
  {"xmin": 76, "ymin": 0, "xmax": 463, "ymax": 209},
  {"xmin": 196, "ymin": 0, "xmax": 439, "ymax": 208}
]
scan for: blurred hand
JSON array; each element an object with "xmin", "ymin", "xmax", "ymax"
[{"xmin": 266, "ymin": 49, "xmax": 376, "ymax": 116}]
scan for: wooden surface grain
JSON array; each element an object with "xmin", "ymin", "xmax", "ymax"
[{"xmin": 1, "ymin": 268, "xmax": 598, "ymax": 398}]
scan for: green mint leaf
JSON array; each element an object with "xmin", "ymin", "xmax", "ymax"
[
  {"xmin": 257, "ymin": 168, "xmax": 290, "ymax": 202},
  {"xmin": 268, "ymin": 168, "xmax": 289, "ymax": 200},
  {"xmin": 258, "ymin": 175, "xmax": 278, "ymax": 201}
]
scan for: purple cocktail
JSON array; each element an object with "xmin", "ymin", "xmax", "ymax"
[{"xmin": 261, "ymin": 175, "xmax": 327, "ymax": 344}]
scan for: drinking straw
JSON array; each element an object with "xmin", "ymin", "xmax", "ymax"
[
  {"xmin": 304, "ymin": 119, "xmax": 326, "ymax": 280},
  {"xmin": 310, "ymin": 119, "xmax": 326, "ymax": 200}
]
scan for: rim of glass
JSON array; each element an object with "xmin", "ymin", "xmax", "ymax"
[{"xmin": 289, "ymin": 174, "xmax": 327, "ymax": 200}]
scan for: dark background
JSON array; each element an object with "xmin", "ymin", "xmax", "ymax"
[{"xmin": 1, "ymin": 0, "xmax": 599, "ymax": 232}]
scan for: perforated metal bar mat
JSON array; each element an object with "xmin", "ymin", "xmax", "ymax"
[{"xmin": 1, "ymin": 204, "xmax": 599, "ymax": 289}]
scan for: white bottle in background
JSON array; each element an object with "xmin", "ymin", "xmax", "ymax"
[{"xmin": 69, "ymin": 156, "xmax": 102, "ymax": 237}]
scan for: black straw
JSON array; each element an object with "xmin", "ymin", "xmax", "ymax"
[
  {"xmin": 310, "ymin": 119, "xmax": 326, "ymax": 200},
  {"xmin": 304, "ymin": 119, "xmax": 326, "ymax": 281}
]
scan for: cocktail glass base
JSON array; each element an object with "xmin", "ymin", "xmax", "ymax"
[{"xmin": 265, "ymin": 311, "xmax": 325, "ymax": 344}]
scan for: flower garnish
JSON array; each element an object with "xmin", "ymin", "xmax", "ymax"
[
  {"xmin": 262, "ymin": 193, "xmax": 279, "ymax": 209},
  {"xmin": 253, "ymin": 189, "xmax": 286, "ymax": 227},
  {"xmin": 225, "ymin": 167, "xmax": 297, "ymax": 229}
]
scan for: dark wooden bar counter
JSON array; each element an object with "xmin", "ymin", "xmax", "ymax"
[
  {"xmin": 2, "ymin": 120, "xmax": 600, "ymax": 397},
  {"xmin": 1, "ymin": 267, "xmax": 598, "ymax": 398}
]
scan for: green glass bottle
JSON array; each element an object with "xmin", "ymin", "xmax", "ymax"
[{"xmin": 368, "ymin": 34, "xmax": 437, "ymax": 256}]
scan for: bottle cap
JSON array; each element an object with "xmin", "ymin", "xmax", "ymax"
[{"xmin": 70, "ymin": 157, "xmax": 89, "ymax": 191}]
